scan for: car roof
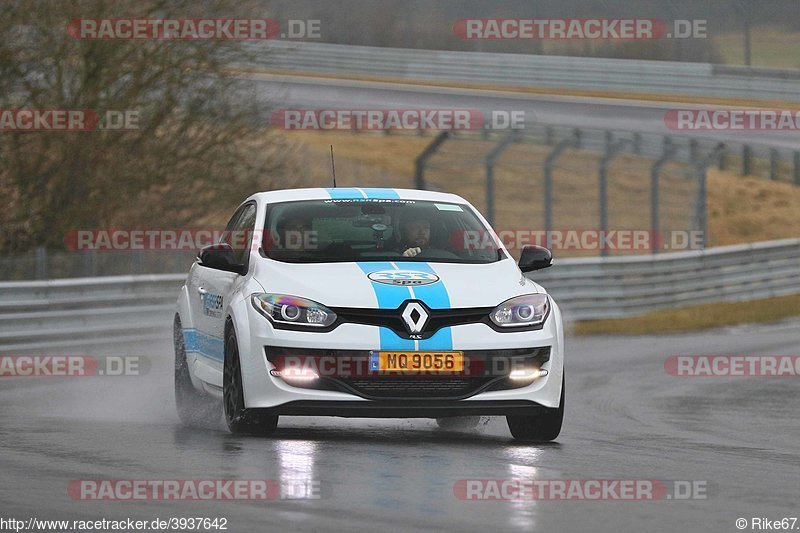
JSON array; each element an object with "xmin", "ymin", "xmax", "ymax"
[{"xmin": 245, "ymin": 187, "xmax": 468, "ymax": 205}]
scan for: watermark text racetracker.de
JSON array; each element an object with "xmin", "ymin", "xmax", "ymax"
[
  {"xmin": 665, "ymin": 109, "xmax": 800, "ymax": 131},
  {"xmin": 665, "ymin": 355, "xmax": 800, "ymax": 377},
  {"xmin": 268, "ymin": 353, "xmax": 549, "ymax": 379},
  {"xmin": 453, "ymin": 18, "xmax": 707, "ymax": 40},
  {"xmin": 271, "ymin": 109, "xmax": 526, "ymax": 131},
  {"xmin": 67, "ymin": 18, "xmax": 321, "ymax": 40},
  {"xmin": 0, "ymin": 109, "xmax": 138, "ymax": 131},
  {"xmin": 67, "ymin": 479, "xmax": 320, "ymax": 500},
  {"xmin": 454, "ymin": 479, "xmax": 709, "ymax": 501},
  {"xmin": 65, "ymin": 228, "xmax": 254, "ymax": 252},
  {"xmin": 64, "ymin": 228, "xmax": 299, "ymax": 252},
  {"xmin": 0, "ymin": 355, "xmax": 148, "ymax": 378},
  {"xmin": 452, "ymin": 229, "xmax": 705, "ymax": 253}
]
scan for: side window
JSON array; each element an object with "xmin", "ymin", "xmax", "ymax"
[
  {"xmin": 223, "ymin": 207, "xmax": 245, "ymax": 237},
  {"xmin": 224, "ymin": 203, "xmax": 257, "ymax": 265}
]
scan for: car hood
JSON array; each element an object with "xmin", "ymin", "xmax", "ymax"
[{"xmin": 252, "ymin": 258, "xmax": 543, "ymax": 310}]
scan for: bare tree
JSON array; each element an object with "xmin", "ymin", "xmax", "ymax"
[{"xmin": 0, "ymin": 0, "xmax": 303, "ymax": 252}]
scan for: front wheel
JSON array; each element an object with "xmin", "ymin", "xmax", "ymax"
[
  {"xmin": 223, "ymin": 323, "xmax": 278, "ymax": 436},
  {"xmin": 506, "ymin": 374, "xmax": 565, "ymax": 442}
]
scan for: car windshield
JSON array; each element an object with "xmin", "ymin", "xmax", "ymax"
[{"xmin": 262, "ymin": 198, "xmax": 504, "ymax": 264}]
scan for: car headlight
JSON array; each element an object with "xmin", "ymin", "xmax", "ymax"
[
  {"xmin": 489, "ymin": 294, "xmax": 549, "ymax": 328},
  {"xmin": 251, "ymin": 293, "xmax": 337, "ymax": 328}
]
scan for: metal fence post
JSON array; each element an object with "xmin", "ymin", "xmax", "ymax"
[
  {"xmin": 650, "ymin": 138, "xmax": 677, "ymax": 254},
  {"xmin": 484, "ymin": 131, "xmax": 518, "ymax": 225},
  {"xmin": 134, "ymin": 250, "xmax": 144, "ymax": 274},
  {"xmin": 689, "ymin": 139, "xmax": 699, "ymax": 163},
  {"xmin": 693, "ymin": 143, "xmax": 726, "ymax": 250},
  {"xmin": 35, "ymin": 247, "xmax": 47, "ymax": 280},
  {"xmin": 414, "ymin": 131, "xmax": 452, "ymax": 190},
  {"xmin": 545, "ymin": 126, "xmax": 554, "ymax": 146},
  {"xmin": 543, "ymin": 132, "xmax": 580, "ymax": 232},
  {"xmin": 769, "ymin": 149, "xmax": 779, "ymax": 180},
  {"xmin": 742, "ymin": 145, "xmax": 752, "ymax": 175},
  {"xmin": 795, "ymin": 151, "xmax": 800, "ymax": 185},
  {"xmin": 695, "ymin": 168, "xmax": 708, "ymax": 249},
  {"xmin": 599, "ymin": 139, "xmax": 634, "ymax": 256}
]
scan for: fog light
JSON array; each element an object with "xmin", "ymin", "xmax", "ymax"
[
  {"xmin": 509, "ymin": 368, "xmax": 548, "ymax": 380},
  {"xmin": 272, "ymin": 368, "xmax": 319, "ymax": 382}
]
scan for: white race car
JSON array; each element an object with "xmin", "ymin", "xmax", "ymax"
[{"xmin": 174, "ymin": 188, "xmax": 564, "ymax": 441}]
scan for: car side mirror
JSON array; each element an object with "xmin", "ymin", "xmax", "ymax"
[
  {"xmin": 518, "ymin": 245, "xmax": 553, "ymax": 273},
  {"xmin": 198, "ymin": 243, "xmax": 247, "ymax": 275}
]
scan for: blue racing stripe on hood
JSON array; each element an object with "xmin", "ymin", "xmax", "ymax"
[
  {"xmin": 325, "ymin": 187, "xmax": 364, "ymax": 199},
  {"xmin": 379, "ymin": 327, "xmax": 415, "ymax": 350},
  {"xmin": 395, "ymin": 261, "xmax": 451, "ymax": 310},
  {"xmin": 407, "ymin": 263, "xmax": 453, "ymax": 350},
  {"xmin": 357, "ymin": 262, "xmax": 411, "ymax": 309},
  {"xmin": 418, "ymin": 326, "xmax": 452, "ymax": 351},
  {"xmin": 359, "ymin": 188, "xmax": 399, "ymax": 199},
  {"xmin": 360, "ymin": 261, "xmax": 454, "ymax": 351},
  {"xmin": 358, "ymin": 262, "xmax": 416, "ymax": 350}
]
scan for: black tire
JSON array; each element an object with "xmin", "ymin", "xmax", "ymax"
[
  {"xmin": 435, "ymin": 416, "xmax": 482, "ymax": 431},
  {"xmin": 174, "ymin": 315, "xmax": 219, "ymax": 426},
  {"xmin": 506, "ymin": 374, "xmax": 565, "ymax": 442},
  {"xmin": 223, "ymin": 322, "xmax": 278, "ymax": 436}
]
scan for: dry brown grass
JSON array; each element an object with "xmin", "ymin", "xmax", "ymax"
[
  {"xmin": 707, "ymin": 170, "xmax": 800, "ymax": 246},
  {"xmin": 289, "ymin": 130, "xmax": 800, "ymax": 250},
  {"xmin": 574, "ymin": 293, "xmax": 800, "ymax": 335},
  {"xmin": 289, "ymin": 130, "xmax": 429, "ymax": 183}
]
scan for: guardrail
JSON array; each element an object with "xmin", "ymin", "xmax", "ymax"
[
  {"xmin": 0, "ymin": 274, "xmax": 184, "ymax": 352},
  {"xmin": 246, "ymin": 41, "xmax": 800, "ymax": 182},
  {"xmin": 1, "ymin": 239, "xmax": 798, "ymax": 352},
  {"xmin": 533, "ymin": 238, "xmax": 800, "ymax": 320},
  {"xmin": 243, "ymin": 41, "xmax": 800, "ymax": 101}
]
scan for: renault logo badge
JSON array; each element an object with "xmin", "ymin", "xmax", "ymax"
[{"xmin": 400, "ymin": 301, "xmax": 429, "ymax": 334}]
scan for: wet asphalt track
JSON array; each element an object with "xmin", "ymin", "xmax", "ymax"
[
  {"xmin": 250, "ymin": 74, "xmax": 800, "ymax": 150},
  {"xmin": 1, "ymin": 320, "xmax": 798, "ymax": 533}
]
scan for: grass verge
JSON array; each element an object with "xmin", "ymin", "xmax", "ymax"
[{"xmin": 573, "ymin": 293, "xmax": 800, "ymax": 335}]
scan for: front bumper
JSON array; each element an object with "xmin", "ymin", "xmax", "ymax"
[
  {"xmin": 234, "ymin": 298, "xmax": 565, "ymax": 413},
  {"xmin": 242, "ymin": 400, "xmax": 553, "ymax": 418},
  {"xmin": 264, "ymin": 345, "xmax": 551, "ymax": 400}
]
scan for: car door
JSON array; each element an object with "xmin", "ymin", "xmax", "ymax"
[{"xmin": 187, "ymin": 202, "xmax": 258, "ymax": 387}]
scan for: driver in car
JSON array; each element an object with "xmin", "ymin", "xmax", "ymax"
[
  {"xmin": 399, "ymin": 218, "xmax": 431, "ymax": 257},
  {"xmin": 276, "ymin": 214, "xmax": 313, "ymax": 250}
]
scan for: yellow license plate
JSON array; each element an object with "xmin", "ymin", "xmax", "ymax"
[{"xmin": 371, "ymin": 351, "xmax": 464, "ymax": 372}]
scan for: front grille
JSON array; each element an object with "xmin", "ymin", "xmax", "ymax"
[
  {"xmin": 265, "ymin": 346, "xmax": 550, "ymax": 400},
  {"xmin": 331, "ymin": 376, "xmax": 497, "ymax": 400},
  {"xmin": 332, "ymin": 304, "xmax": 494, "ymax": 339}
]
